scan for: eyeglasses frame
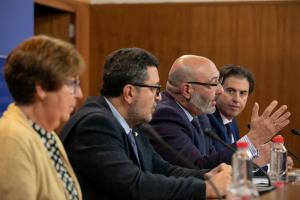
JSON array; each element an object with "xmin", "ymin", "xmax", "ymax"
[
  {"xmin": 187, "ymin": 77, "xmax": 223, "ymax": 89},
  {"xmin": 131, "ymin": 83, "xmax": 161, "ymax": 97}
]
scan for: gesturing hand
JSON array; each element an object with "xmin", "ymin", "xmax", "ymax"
[{"xmin": 247, "ymin": 100, "xmax": 291, "ymax": 147}]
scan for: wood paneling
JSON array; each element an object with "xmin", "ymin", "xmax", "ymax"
[
  {"xmin": 35, "ymin": 5, "xmax": 73, "ymax": 42},
  {"xmin": 34, "ymin": 0, "xmax": 90, "ymax": 104},
  {"xmin": 90, "ymin": 2, "xmax": 300, "ymax": 165}
]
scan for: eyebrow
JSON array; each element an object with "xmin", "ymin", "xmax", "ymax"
[
  {"xmin": 151, "ymin": 80, "xmax": 161, "ymax": 85},
  {"xmin": 204, "ymin": 77, "xmax": 219, "ymax": 83},
  {"xmin": 225, "ymin": 87, "xmax": 249, "ymax": 93},
  {"xmin": 210, "ymin": 76, "xmax": 219, "ymax": 81}
]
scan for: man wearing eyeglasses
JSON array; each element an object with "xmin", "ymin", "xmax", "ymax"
[
  {"xmin": 150, "ymin": 55, "xmax": 291, "ymax": 169},
  {"xmin": 60, "ymin": 48, "xmax": 232, "ymax": 200}
]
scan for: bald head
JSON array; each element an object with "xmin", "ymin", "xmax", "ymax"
[
  {"xmin": 167, "ymin": 55, "xmax": 218, "ymax": 87},
  {"xmin": 166, "ymin": 55, "xmax": 222, "ymax": 115}
]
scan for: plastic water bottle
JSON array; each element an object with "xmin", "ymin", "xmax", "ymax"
[
  {"xmin": 227, "ymin": 141, "xmax": 259, "ymax": 199},
  {"xmin": 269, "ymin": 135, "xmax": 288, "ymax": 187}
]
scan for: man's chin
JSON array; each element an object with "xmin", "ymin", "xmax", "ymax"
[
  {"xmin": 146, "ymin": 115, "xmax": 152, "ymax": 123},
  {"xmin": 206, "ymin": 106, "xmax": 216, "ymax": 114},
  {"xmin": 134, "ymin": 116, "xmax": 152, "ymax": 126}
]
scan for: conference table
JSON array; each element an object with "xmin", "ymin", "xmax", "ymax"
[{"xmin": 258, "ymin": 181, "xmax": 300, "ymax": 200}]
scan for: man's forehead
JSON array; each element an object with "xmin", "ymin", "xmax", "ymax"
[
  {"xmin": 145, "ymin": 66, "xmax": 160, "ymax": 81},
  {"xmin": 223, "ymin": 76, "xmax": 250, "ymax": 89},
  {"xmin": 224, "ymin": 75, "xmax": 249, "ymax": 84},
  {"xmin": 195, "ymin": 65, "xmax": 219, "ymax": 80}
]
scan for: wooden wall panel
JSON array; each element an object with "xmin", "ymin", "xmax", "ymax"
[
  {"xmin": 34, "ymin": 0, "xmax": 90, "ymax": 105},
  {"xmin": 90, "ymin": 2, "xmax": 300, "ymax": 164},
  {"xmin": 35, "ymin": 5, "xmax": 73, "ymax": 42}
]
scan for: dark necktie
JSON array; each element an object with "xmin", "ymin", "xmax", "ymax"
[
  {"xmin": 225, "ymin": 123, "xmax": 233, "ymax": 143},
  {"xmin": 127, "ymin": 130, "xmax": 140, "ymax": 165},
  {"xmin": 191, "ymin": 117, "xmax": 207, "ymax": 154}
]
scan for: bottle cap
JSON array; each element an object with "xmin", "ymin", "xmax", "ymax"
[
  {"xmin": 236, "ymin": 141, "xmax": 248, "ymax": 148},
  {"xmin": 272, "ymin": 135, "xmax": 284, "ymax": 143}
]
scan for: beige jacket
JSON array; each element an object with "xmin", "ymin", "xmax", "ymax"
[{"xmin": 0, "ymin": 103, "xmax": 82, "ymax": 200}]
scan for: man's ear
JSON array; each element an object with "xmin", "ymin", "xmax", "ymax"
[
  {"xmin": 35, "ymin": 84, "xmax": 47, "ymax": 100},
  {"xmin": 123, "ymin": 84, "xmax": 136, "ymax": 104},
  {"xmin": 181, "ymin": 83, "xmax": 192, "ymax": 100}
]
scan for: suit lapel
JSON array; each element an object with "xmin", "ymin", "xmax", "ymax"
[
  {"xmin": 214, "ymin": 110, "xmax": 229, "ymax": 141},
  {"xmin": 132, "ymin": 130, "xmax": 147, "ymax": 170},
  {"xmin": 164, "ymin": 92, "xmax": 213, "ymax": 155},
  {"xmin": 97, "ymin": 96, "xmax": 144, "ymax": 168}
]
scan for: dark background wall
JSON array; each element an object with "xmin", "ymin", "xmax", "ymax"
[{"xmin": 89, "ymin": 1, "xmax": 300, "ymax": 159}]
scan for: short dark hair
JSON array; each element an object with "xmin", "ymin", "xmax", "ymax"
[
  {"xmin": 4, "ymin": 35, "xmax": 85, "ymax": 105},
  {"xmin": 101, "ymin": 47, "xmax": 159, "ymax": 97},
  {"xmin": 219, "ymin": 64, "xmax": 255, "ymax": 94}
]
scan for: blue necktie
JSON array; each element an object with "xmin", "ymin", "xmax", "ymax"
[
  {"xmin": 191, "ymin": 117, "xmax": 207, "ymax": 155},
  {"xmin": 127, "ymin": 130, "xmax": 140, "ymax": 165},
  {"xmin": 225, "ymin": 123, "xmax": 233, "ymax": 144}
]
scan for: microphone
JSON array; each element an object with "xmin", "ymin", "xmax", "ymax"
[
  {"xmin": 204, "ymin": 128, "xmax": 235, "ymax": 152},
  {"xmin": 291, "ymin": 128, "xmax": 300, "ymax": 137},
  {"xmin": 138, "ymin": 123, "xmax": 222, "ymax": 200},
  {"xmin": 204, "ymin": 128, "xmax": 275, "ymax": 193},
  {"xmin": 139, "ymin": 123, "xmax": 196, "ymax": 169}
]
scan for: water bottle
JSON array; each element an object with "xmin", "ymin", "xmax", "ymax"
[
  {"xmin": 269, "ymin": 135, "xmax": 288, "ymax": 187},
  {"xmin": 227, "ymin": 141, "xmax": 259, "ymax": 199}
]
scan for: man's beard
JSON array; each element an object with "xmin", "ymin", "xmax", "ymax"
[
  {"xmin": 127, "ymin": 100, "xmax": 153, "ymax": 127},
  {"xmin": 190, "ymin": 92, "xmax": 216, "ymax": 114}
]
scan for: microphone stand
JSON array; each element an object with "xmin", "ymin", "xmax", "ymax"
[
  {"xmin": 204, "ymin": 128, "xmax": 275, "ymax": 194},
  {"xmin": 138, "ymin": 123, "xmax": 222, "ymax": 200}
]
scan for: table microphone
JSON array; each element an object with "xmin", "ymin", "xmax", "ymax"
[
  {"xmin": 291, "ymin": 128, "xmax": 300, "ymax": 137},
  {"xmin": 137, "ymin": 123, "xmax": 222, "ymax": 200},
  {"xmin": 204, "ymin": 128, "xmax": 275, "ymax": 193}
]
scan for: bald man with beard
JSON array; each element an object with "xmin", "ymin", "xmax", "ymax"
[{"xmin": 150, "ymin": 55, "xmax": 290, "ymax": 169}]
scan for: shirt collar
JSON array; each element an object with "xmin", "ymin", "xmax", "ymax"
[
  {"xmin": 176, "ymin": 102, "xmax": 194, "ymax": 122},
  {"xmin": 104, "ymin": 97, "xmax": 131, "ymax": 135},
  {"xmin": 219, "ymin": 110, "xmax": 233, "ymax": 125}
]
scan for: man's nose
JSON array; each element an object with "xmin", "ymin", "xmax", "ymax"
[
  {"xmin": 232, "ymin": 93, "xmax": 241, "ymax": 102},
  {"xmin": 216, "ymin": 84, "xmax": 224, "ymax": 94}
]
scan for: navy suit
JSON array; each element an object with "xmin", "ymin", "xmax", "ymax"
[
  {"xmin": 60, "ymin": 96, "xmax": 208, "ymax": 200},
  {"xmin": 208, "ymin": 109, "xmax": 240, "ymax": 151},
  {"xmin": 150, "ymin": 92, "xmax": 233, "ymax": 169}
]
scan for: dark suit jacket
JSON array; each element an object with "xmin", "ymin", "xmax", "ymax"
[
  {"xmin": 60, "ymin": 96, "xmax": 207, "ymax": 200},
  {"xmin": 150, "ymin": 92, "xmax": 233, "ymax": 169},
  {"xmin": 208, "ymin": 109, "xmax": 240, "ymax": 151}
]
